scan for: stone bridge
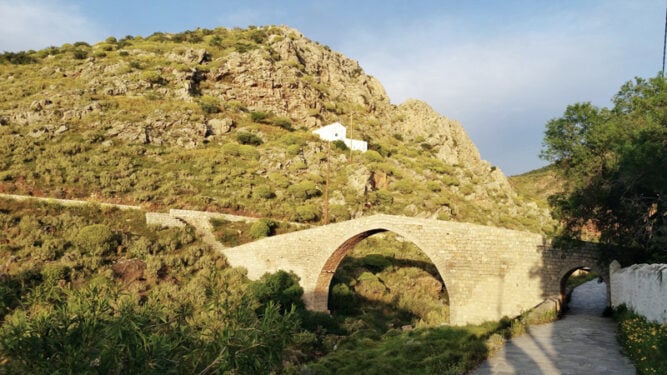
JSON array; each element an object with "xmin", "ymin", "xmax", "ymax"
[{"xmin": 223, "ymin": 214, "xmax": 601, "ymax": 326}]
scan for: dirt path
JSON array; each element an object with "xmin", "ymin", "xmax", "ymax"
[{"xmin": 473, "ymin": 280, "xmax": 635, "ymax": 374}]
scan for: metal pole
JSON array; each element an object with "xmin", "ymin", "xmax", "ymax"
[{"xmin": 663, "ymin": 2, "xmax": 667, "ymax": 75}]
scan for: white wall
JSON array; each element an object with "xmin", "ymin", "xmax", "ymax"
[
  {"xmin": 313, "ymin": 122, "xmax": 346, "ymax": 141},
  {"xmin": 610, "ymin": 260, "xmax": 667, "ymax": 323},
  {"xmin": 344, "ymin": 138, "xmax": 368, "ymax": 152},
  {"xmin": 313, "ymin": 122, "xmax": 368, "ymax": 152}
]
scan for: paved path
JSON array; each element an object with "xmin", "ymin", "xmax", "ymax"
[{"xmin": 473, "ymin": 280, "xmax": 635, "ymax": 375}]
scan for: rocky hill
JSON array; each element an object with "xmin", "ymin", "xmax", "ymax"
[{"xmin": 0, "ymin": 25, "xmax": 552, "ymax": 232}]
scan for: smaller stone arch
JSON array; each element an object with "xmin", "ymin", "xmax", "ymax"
[{"xmin": 558, "ymin": 261, "xmax": 608, "ymax": 308}]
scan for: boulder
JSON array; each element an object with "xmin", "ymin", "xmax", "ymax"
[{"xmin": 207, "ymin": 117, "xmax": 234, "ymax": 135}]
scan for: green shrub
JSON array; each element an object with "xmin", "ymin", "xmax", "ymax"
[
  {"xmin": 330, "ymin": 283, "xmax": 356, "ymax": 314},
  {"xmin": 442, "ymin": 175, "xmax": 460, "ymax": 186},
  {"xmin": 272, "ymin": 117, "xmax": 292, "ymax": 130},
  {"xmin": 0, "ymin": 51, "xmax": 37, "ymax": 64},
  {"xmin": 287, "ymin": 144, "xmax": 302, "ymax": 156},
  {"xmin": 363, "ymin": 150, "xmax": 383, "ymax": 163},
  {"xmin": 287, "ymin": 181, "xmax": 320, "ymax": 200},
  {"xmin": 236, "ymin": 132, "xmax": 263, "ymax": 146},
  {"xmin": 140, "ymin": 70, "xmax": 164, "ymax": 85},
  {"xmin": 426, "ymin": 181, "xmax": 441, "ymax": 192},
  {"xmin": 199, "ymin": 95, "xmax": 220, "ymax": 114},
  {"xmin": 329, "ymin": 204, "xmax": 350, "ymax": 222},
  {"xmin": 250, "ymin": 270, "xmax": 304, "ymax": 314},
  {"xmin": 269, "ymin": 172, "xmax": 290, "ymax": 188},
  {"xmin": 459, "ymin": 185, "xmax": 475, "ymax": 195},
  {"xmin": 393, "ymin": 180, "xmax": 418, "ymax": 194},
  {"xmin": 73, "ymin": 224, "xmax": 117, "ymax": 256},
  {"xmin": 72, "ymin": 49, "xmax": 88, "ymax": 59},
  {"xmin": 41, "ymin": 264, "xmax": 71, "ymax": 284},
  {"xmin": 249, "ymin": 219, "xmax": 276, "ymax": 239},
  {"xmin": 291, "ymin": 204, "xmax": 321, "ymax": 222},
  {"xmin": 238, "ymin": 144, "xmax": 261, "ymax": 159},
  {"xmin": 255, "ymin": 185, "xmax": 275, "ymax": 199},
  {"xmin": 367, "ymin": 190, "xmax": 394, "ymax": 206},
  {"xmin": 250, "ymin": 111, "xmax": 271, "ymax": 123},
  {"xmin": 333, "ymin": 140, "xmax": 348, "ymax": 151}
]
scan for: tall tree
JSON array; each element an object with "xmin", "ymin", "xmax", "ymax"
[{"xmin": 541, "ymin": 76, "xmax": 667, "ymax": 262}]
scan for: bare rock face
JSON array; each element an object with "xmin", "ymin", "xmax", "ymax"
[
  {"xmin": 392, "ymin": 99, "xmax": 481, "ymax": 168},
  {"xmin": 206, "ymin": 27, "xmax": 390, "ymax": 128}
]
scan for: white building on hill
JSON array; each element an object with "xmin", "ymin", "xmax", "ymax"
[{"xmin": 312, "ymin": 122, "xmax": 368, "ymax": 152}]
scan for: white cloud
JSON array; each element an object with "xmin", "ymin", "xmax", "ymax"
[
  {"xmin": 0, "ymin": 0, "xmax": 104, "ymax": 52},
  {"xmin": 338, "ymin": 2, "xmax": 662, "ymax": 174}
]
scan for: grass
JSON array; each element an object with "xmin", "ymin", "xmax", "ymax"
[{"xmin": 614, "ymin": 305, "xmax": 667, "ymax": 374}]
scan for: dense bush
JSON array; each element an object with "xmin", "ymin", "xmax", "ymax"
[
  {"xmin": 249, "ymin": 219, "xmax": 276, "ymax": 239},
  {"xmin": 0, "ymin": 51, "xmax": 36, "ymax": 64},
  {"xmin": 291, "ymin": 204, "xmax": 321, "ymax": 222},
  {"xmin": 287, "ymin": 181, "xmax": 320, "ymax": 200},
  {"xmin": 250, "ymin": 270, "xmax": 305, "ymax": 314},
  {"xmin": 250, "ymin": 111, "xmax": 271, "ymax": 123},
  {"xmin": 236, "ymin": 132, "xmax": 263, "ymax": 145},
  {"xmin": 333, "ymin": 140, "xmax": 348, "ymax": 151},
  {"xmin": 73, "ymin": 224, "xmax": 118, "ymax": 256}
]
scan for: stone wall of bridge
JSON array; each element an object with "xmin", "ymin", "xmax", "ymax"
[{"xmin": 223, "ymin": 214, "xmax": 600, "ymax": 326}]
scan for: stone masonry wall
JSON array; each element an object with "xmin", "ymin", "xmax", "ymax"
[
  {"xmin": 223, "ymin": 214, "xmax": 599, "ymax": 326},
  {"xmin": 610, "ymin": 261, "xmax": 667, "ymax": 323}
]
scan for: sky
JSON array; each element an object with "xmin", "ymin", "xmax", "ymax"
[{"xmin": 0, "ymin": 0, "xmax": 664, "ymax": 175}]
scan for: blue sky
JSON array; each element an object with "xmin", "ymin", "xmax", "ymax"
[{"xmin": 0, "ymin": 0, "xmax": 663, "ymax": 175}]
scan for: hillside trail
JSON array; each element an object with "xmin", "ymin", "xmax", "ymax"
[{"xmin": 472, "ymin": 280, "xmax": 635, "ymax": 375}]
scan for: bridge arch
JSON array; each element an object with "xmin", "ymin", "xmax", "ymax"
[
  {"xmin": 555, "ymin": 251, "xmax": 609, "ymax": 307},
  {"xmin": 312, "ymin": 227, "xmax": 451, "ymax": 321},
  {"xmin": 221, "ymin": 214, "xmax": 601, "ymax": 325}
]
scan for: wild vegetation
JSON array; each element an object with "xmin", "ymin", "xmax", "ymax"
[
  {"xmin": 0, "ymin": 198, "xmax": 546, "ymax": 373},
  {"xmin": 614, "ymin": 305, "xmax": 667, "ymax": 374}
]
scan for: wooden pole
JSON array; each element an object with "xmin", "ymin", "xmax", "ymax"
[{"xmin": 324, "ymin": 141, "xmax": 330, "ymax": 224}]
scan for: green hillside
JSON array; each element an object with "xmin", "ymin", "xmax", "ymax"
[{"xmin": 0, "ymin": 25, "xmax": 552, "ymax": 234}]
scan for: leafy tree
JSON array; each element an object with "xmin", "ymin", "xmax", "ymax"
[
  {"xmin": 249, "ymin": 270, "xmax": 305, "ymax": 314},
  {"xmin": 541, "ymin": 75, "xmax": 667, "ymax": 262}
]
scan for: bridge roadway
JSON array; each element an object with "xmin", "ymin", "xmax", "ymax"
[{"xmin": 221, "ymin": 214, "xmax": 601, "ymax": 326}]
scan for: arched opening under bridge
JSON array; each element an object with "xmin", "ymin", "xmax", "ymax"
[{"xmin": 314, "ymin": 229, "xmax": 450, "ymax": 326}]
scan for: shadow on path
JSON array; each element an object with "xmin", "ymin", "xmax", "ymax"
[{"xmin": 472, "ymin": 280, "xmax": 635, "ymax": 374}]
